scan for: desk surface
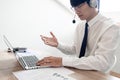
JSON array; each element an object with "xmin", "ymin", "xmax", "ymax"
[{"xmin": 0, "ymin": 51, "xmax": 120, "ymax": 80}]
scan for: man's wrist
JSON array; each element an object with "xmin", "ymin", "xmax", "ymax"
[{"xmin": 59, "ymin": 57, "xmax": 63, "ymax": 66}]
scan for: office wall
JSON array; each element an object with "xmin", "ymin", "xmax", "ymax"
[
  {"xmin": 0, "ymin": 0, "xmax": 76, "ymax": 53},
  {"xmin": 0, "ymin": 0, "xmax": 120, "ymax": 73}
]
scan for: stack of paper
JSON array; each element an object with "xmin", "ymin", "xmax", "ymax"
[{"xmin": 13, "ymin": 67, "xmax": 76, "ymax": 80}]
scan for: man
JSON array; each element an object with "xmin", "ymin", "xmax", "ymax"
[{"xmin": 36, "ymin": 0, "xmax": 119, "ymax": 73}]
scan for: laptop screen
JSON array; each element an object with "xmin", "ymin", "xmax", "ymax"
[{"xmin": 3, "ymin": 35, "xmax": 14, "ymax": 52}]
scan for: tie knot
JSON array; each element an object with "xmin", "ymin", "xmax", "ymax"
[{"xmin": 85, "ymin": 23, "xmax": 88, "ymax": 27}]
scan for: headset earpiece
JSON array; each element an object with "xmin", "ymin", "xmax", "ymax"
[{"xmin": 89, "ymin": 0, "xmax": 98, "ymax": 8}]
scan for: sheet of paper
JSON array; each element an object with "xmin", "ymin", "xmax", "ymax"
[{"xmin": 13, "ymin": 67, "xmax": 75, "ymax": 80}]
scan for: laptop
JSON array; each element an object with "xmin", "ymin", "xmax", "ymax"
[
  {"xmin": 3, "ymin": 35, "xmax": 27, "ymax": 53},
  {"xmin": 3, "ymin": 35, "xmax": 44, "ymax": 69}
]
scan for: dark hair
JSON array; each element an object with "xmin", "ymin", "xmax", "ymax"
[{"xmin": 70, "ymin": 0, "xmax": 88, "ymax": 7}]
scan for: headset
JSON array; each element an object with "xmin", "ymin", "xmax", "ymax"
[
  {"xmin": 88, "ymin": 0, "xmax": 98, "ymax": 8},
  {"xmin": 72, "ymin": 0, "xmax": 100, "ymax": 23}
]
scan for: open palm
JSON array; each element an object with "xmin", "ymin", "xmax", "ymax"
[{"xmin": 40, "ymin": 32, "xmax": 58, "ymax": 47}]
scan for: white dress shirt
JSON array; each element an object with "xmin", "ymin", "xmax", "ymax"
[{"xmin": 57, "ymin": 13, "xmax": 120, "ymax": 73}]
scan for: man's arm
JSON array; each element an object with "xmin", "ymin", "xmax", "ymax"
[{"xmin": 62, "ymin": 25, "xmax": 119, "ymax": 72}]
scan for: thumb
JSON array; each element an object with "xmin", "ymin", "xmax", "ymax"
[{"xmin": 50, "ymin": 32, "xmax": 55, "ymax": 38}]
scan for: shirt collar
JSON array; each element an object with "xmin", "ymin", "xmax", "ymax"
[{"xmin": 87, "ymin": 13, "xmax": 102, "ymax": 27}]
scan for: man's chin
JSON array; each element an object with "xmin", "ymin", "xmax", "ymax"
[
  {"xmin": 79, "ymin": 16, "xmax": 85, "ymax": 20},
  {"xmin": 80, "ymin": 18, "xmax": 86, "ymax": 20}
]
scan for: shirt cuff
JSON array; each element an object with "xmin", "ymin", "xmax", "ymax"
[
  {"xmin": 57, "ymin": 43, "xmax": 63, "ymax": 50},
  {"xmin": 62, "ymin": 56, "xmax": 77, "ymax": 67}
]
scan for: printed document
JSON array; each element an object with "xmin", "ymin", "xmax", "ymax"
[{"xmin": 13, "ymin": 67, "xmax": 76, "ymax": 80}]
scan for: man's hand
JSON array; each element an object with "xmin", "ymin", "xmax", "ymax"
[
  {"xmin": 36, "ymin": 56, "xmax": 62, "ymax": 67},
  {"xmin": 40, "ymin": 32, "xmax": 58, "ymax": 47}
]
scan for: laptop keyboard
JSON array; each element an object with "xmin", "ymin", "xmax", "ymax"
[{"xmin": 18, "ymin": 55, "xmax": 39, "ymax": 68}]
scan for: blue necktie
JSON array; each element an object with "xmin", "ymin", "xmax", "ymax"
[{"xmin": 79, "ymin": 23, "xmax": 88, "ymax": 58}]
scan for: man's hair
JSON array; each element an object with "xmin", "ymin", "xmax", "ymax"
[
  {"xmin": 70, "ymin": 0, "xmax": 100, "ymax": 10},
  {"xmin": 70, "ymin": 0, "xmax": 88, "ymax": 7}
]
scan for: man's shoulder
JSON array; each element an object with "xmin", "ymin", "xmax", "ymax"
[{"xmin": 100, "ymin": 19, "xmax": 120, "ymax": 34}]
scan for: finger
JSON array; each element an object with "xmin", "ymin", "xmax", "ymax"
[
  {"xmin": 40, "ymin": 35, "xmax": 45, "ymax": 39},
  {"xmin": 36, "ymin": 59, "xmax": 52, "ymax": 66},
  {"xmin": 44, "ymin": 56, "xmax": 53, "ymax": 60},
  {"xmin": 41, "ymin": 37, "xmax": 45, "ymax": 42},
  {"xmin": 50, "ymin": 32, "xmax": 55, "ymax": 38},
  {"xmin": 40, "ymin": 36, "xmax": 49, "ymax": 43},
  {"xmin": 36, "ymin": 59, "xmax": 44, "ymax": 64},
  {"xmin": 40, "ymin": 35, "xmax": 46, "ymax": 41},
  {"xmin": 36, "ymin": 61, "xmax": 46, "ymax": 66},
  {"xmin": 39, "ymin": 62, "xmax": 52, "ymax": 66},
  {"xmin": 43, "ymin": 57, "xmax": 53, "ymax": 63},
  {"xmin": 37, "ymin": 57, "xmax": 52, "ymax": 64},
  {"xmin": 40, "ymin": 35, "xmax": 43, "ymax": 37},
  {"xmin": 36, "ymin": 60, "xmax": 44, "ymax": 66},
  {"xmin": 40, "ymin": 35, "xmax": 49, "ymax": 40}
]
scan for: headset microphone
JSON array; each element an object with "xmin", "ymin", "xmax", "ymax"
[
  {"xmin": 72, "ymin": 19, "xmax": 76, "ymax": 23},
  {"xmin": 72, "ymin": 14, "xmax": 76, "ymax": 23}
]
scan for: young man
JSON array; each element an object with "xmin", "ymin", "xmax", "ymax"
[{"xmin": 36, "ymin": 0, "xmax": 119, "ymax": 73}]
